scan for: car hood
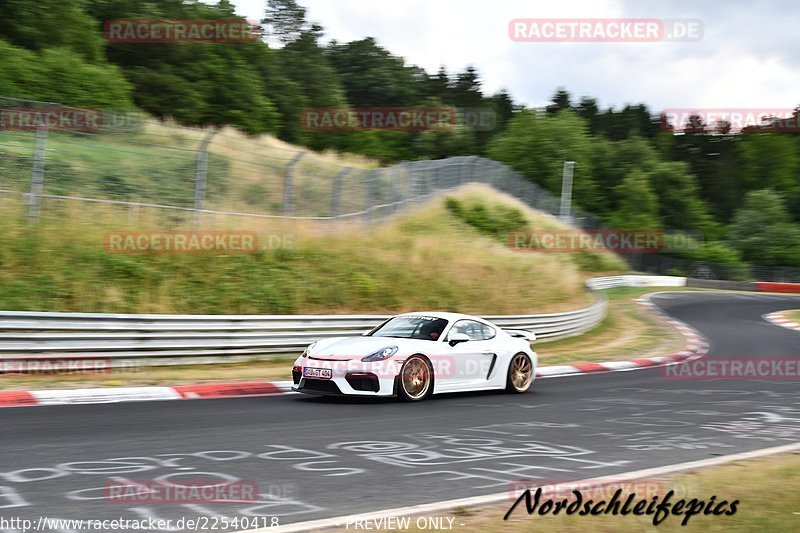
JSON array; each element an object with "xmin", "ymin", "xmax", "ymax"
[{"xmin": 308, "ymin": 336, "xmax": 440, "ymax": 360}]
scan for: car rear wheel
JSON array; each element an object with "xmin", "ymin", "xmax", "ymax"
[
  {"xmin": 506, "ymin": 352, "xmax": 534, "ymax": 393},
  {"xmin": 398, "ymin": 355, "xmax": 432, "ymax": 401}
]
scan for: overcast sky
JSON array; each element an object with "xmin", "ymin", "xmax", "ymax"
[{"xmin": 226, "ymin": 0, "xmax": 800, "ymax": 112}]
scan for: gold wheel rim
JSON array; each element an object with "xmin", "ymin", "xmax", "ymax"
[
  {"xmin": 401, "ymin": 357, "xmax": 430, "ymax": 399},
  {"xmin": 511, "ymin": 354, "xmax": 532, "ymax": 390}
]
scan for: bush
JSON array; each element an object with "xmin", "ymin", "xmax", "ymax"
[
  {"xmin": 0, "ymin": 40, "xmax": 133, "ymax": 108},
  {"xmin": 666, "ymin": 267, "xmax": 687, "ymax": 277},
  {"xmin": 572, "ymin": 251, "xmax": 628, "ymax": 273},
  {"xmin": 445, "ymin": 197, "xmax": 528, "ymax": 239}
]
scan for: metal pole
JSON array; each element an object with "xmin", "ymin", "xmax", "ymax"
[
  {"xmin": 194, "ymin": 130, "xmax": 218, "ymax": 226},
  {"xmin": 363, "ymin": 169, "xmax": 379, "ymax": 227},
  {"xmin": 466, "ymin": 155, "xmax": 478, "ymax": 185},
  {"xmin": 407, "ymin": 162, "xmax": 419, "ymax": 199},
  {"xmin": 330, "ymin": 167, "xmax": 350, "ymax": 217},
  {"xmin": 560, "ymin": 161, "xmax": 575, "ymax": 223},
  {"xmin": 283, "ymin": 151, "xmax": 306, "ymax": 217},
  {"xmin": 388, "ymin": 163, "xmax": 400, "ymax": 212},
  {"xmin": 483, "ymin": 159, "xmax": 494, "ymax": 188},
  {"xmin": 28, "ymin": 126, "xmax": 47, "ymax": 222}
]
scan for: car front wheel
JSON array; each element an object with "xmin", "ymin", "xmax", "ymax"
[{"xmin": 398, "ymin": 355, "xmax": 433, "ymax": 401}]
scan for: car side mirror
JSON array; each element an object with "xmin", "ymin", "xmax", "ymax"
[{"xmin": 448, "ymin": 332, "xmax": 470, "ymax": 346}]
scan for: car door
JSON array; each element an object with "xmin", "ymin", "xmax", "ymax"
[{"xmin": 438, "ymin": 319, "xmax": 497, "ymax": 390}]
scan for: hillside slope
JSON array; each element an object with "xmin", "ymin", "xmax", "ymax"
[{"xmin": 0, "ymin": 184, "xmax": 624, "ymax": 314}]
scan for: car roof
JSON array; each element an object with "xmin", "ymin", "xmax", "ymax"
[{"xmin": 395, "ymin": 311, "xmax": 490, "ymax": 323}]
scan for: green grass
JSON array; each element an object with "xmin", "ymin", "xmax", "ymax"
[{"xmin": 784, "ymin": 310, "xmax": 800, "ymax": 322}]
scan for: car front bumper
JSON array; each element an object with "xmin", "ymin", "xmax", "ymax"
[{"xmin": 291, "ymin": 358, "xmax": 401, "ymax": 397}]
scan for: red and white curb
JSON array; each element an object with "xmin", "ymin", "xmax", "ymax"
[
  {"xmin": 0, "ymin": 381, "xmax": 292, "ymax": 408},
  {"xmin": 0, "ymin": 298, "xmax": 708, "ymax": 409},
  {"xmin": 765, "ymin": 311, "xmax": 800, "ymax": 332}
]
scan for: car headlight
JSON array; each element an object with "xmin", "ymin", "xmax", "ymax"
[
  {"xmin": 302, "ymin": 341, "xmax": 318, "ymax": 358},
  {"xmin": 361, "ymin": 346, "xmax": 398, "ymax": 362}
]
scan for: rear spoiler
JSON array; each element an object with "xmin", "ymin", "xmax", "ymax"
[{"xmin": 504, "ymin": 329, "xmax": 537, "ymax": 342}]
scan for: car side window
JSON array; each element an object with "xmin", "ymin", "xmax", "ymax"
[
  {"xmin": 452, "ymin": 320, "xmax": 489, "ymax": 341},
  {"xmin": 480, "ymin": 323, "xmax": 496, "ymax": 340}
]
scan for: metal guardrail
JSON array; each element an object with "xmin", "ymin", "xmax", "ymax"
[
  {"xmin": 585, "ymin": 275, "xmax": 688, "ymax": 291},
  {"xmin": 0, "ymin": 298, "xmax": 607, "ymax": 369}
]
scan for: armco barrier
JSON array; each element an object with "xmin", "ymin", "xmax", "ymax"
[
  {"xmin": 592, "ymin": 275, "xmax": 800, "ymax": 293},
  {"xmin": 585, "ymin": 275, "xmax": 687, "ymax": 291},
  {"xmin": 4, "ymin": 274, "xmax": 791, "ymax": 371},
  {"xmin": 0, "ymin": 298, "xmax": 607, "ymax": 370}
]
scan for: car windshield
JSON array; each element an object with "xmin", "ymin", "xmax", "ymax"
[{"xmin": 368, "ymin": 316, "xmax": 449, "ymax": 341}]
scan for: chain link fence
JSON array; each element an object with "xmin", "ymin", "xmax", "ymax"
[
  {"xmin": 632, "ymin": 253, "xmax": 800, "ymax": 283},
  {"xmin": 1, "ymin": 95, "xmax": 797, "ymax": 281},
  {"xmin": 0, "ymin": 96, "xmax": 601, "ymax": 225}
]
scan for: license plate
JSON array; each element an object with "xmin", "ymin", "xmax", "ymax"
[{"xmin": 303, "ymin": 367, "xmax": 332, "ymax": 379}]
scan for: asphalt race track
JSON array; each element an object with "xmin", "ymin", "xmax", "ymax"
[{"xmin": 2, "ymin": 291, "xmax": 799, "ymax": 531}]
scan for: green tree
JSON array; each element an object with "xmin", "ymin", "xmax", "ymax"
[
  {"xmin": 427, "ymin": 66, "xmax": 451, "ymax": 102},
  {"xmin": 88, "ymin": 0, "xmax": 280, "ymax": 133},
  {"xmin": 280, "ymin": 25, "xmax": 347, "ymax": 109},
  {"xmin": 263, "ymin": 0, "xmax": 307, "ymax": 44},
  {"xmin": 546, "ymin": 88, "xmax": 571, "ymax": 115},
  {"xmin": 0, "ymin": 0, "xmax": 103, "ymax": 61},
  {"xmin": 646, "ymin": 161, "xmax": 715, "ymax": 234},
  {"xmin": 326, "ymin": 38, "xmax": 420, "ymax": 107},
  {"xmin": 248, "ymin": 44, "xmax": 305, "ymax": 142},
  {"xmin": 415, "ymin": 125, "xmax": 477, "ymax": 160},
  {"xmin": 728, "ymin": 190, "xmax": 800, "ymax": 266},
  {"xmin": 450, "ymin": 66, "xmax": 484, "ymax": 109},
  {"xmin": 0, "ymin": 40, "xmax": 132, "ymax": 107},
  {"xmin": 487, "ymin": 109, "xmax": 600, "ymax": 208},
  {"xmin": 736, "ymin": 133, "xmax": 800, "ymax": 220},
  {"xmin": 667, "ymin": 124, "xmax": 742, "ymax": 222},
  {"xmin": 279, "ymin": 25, "xmax": 348, "ymax": 150},
  {"xmin": 575, "ymin": 96, "xmax": 599, "ymax": 132},
  {"xmin": 489, "ymin": 90, "xmax": 515, "ymax": 133},
  {"xmin": 608, "ymin": 170, "xmax": 661, "ymax": 230}
]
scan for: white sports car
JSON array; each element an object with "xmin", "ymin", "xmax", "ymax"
[{"xmin": 291, "ymin": 312, "xmax": 537, "ymax": 401}]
